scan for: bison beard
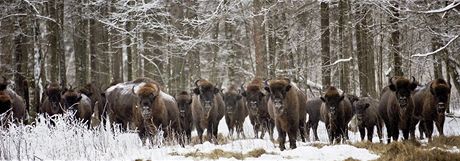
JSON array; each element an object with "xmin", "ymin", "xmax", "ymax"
[
  {"xmin": 266, "ymin": 78, "xmax": 306, "ymax": 151},
  {"xmin": 378, "ymin": 76, "xmax": 417, "ymax": 143}
]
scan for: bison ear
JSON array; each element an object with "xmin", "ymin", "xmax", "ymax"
[
  {"xmin": 364, "ymin": 103, "xmax": 370, "ymax": 109},
  {"xmin": 214, "ymin": 87, "xmax": 220, "ymax": 94},
  {"xmin": 320, "ymin": 97, "xmax": 326, "ymax": 102},
  {"xmin": 241, "ymin": 91, "xmax": 247, "ymax": 97},
  {"xmin": 187, "ymin": 99, "xmax": 193, "ymax": 105},
  {"xmin": 409, "ymin": 82, "xmax": 417, "ymax": 91},
  {"xmin": 193, "ymin": 88, "xmax": 200, "ymax": 95},
  {"xmin": 285, "ymin": 85, "xmax": 292, "ymax": 92}
]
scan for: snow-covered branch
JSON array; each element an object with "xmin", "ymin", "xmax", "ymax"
[
  {"xmin": 411, "ymin": 34, "xmax": 459, "ymax": 58},
  {"xmin": 408, "ymin": 1, "xmax": 460, "ymax": 14},
  {"xmin": 324, "ymin": 57, "xmax": 353, "ymax": 67}
]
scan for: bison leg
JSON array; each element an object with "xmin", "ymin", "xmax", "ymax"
[
  {"xmin": 425, "ymin": 120, "xmax": 434, "ymax": 141},
  {"xmin": 299, "ymin": 121, "xmax": 306, "ymax": 142},
  {"xmin": 277, "ymin": 127, "xmax": 287, "ymax": 151},
  {"xmin": 377, "ymin": 124, "xmax": 383, "ymax": 143},
  {"xmin": 359, "ymin": 127, "xmax": 366, "ymax": 141},
  {"xmin": 367, "ymin": 126, "xmax": 374, "ymax": 142},
  {"xmin": 386, "ymin": 124, "xmax": 393, "ymax": 144},
  {"xmin": 435, "ymin": 117, "xmax": 445, "ymax": 136},
  {"xmin": 212, "ymin": 122, "xmax": 219, "ymax": 144},
  {"xmin": 253, "ymin": 123, "xmax": 259, "ymax": 139},
  {"xmin": 391, "ymin": 126, "xmax": 399, "ymax": 142},
  {"xmin": 268, "ymin": 120, "xmax": 275, "ymax": 141},
  {"xmin": 418, "ymin": 121, "xmax": 425, "ymax": 139},
  {"xmin": 197, "ymin": 127, "xmax": 204, "ymax": 144},
  {"xmin": 288, "ymin": 128, "xmax": 298, "ymax": 149},
  {"xmin": 305, "ymin": 121, "xmax": 311, "ymax": 141},
  {"xmin": 312, "ymin": 122, "xmax": 319, "ymax": 141}
]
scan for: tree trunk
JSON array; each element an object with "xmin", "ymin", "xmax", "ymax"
[
  {"xmin": 74, "ymin": 0, "xmax": 88, "ymax": 87},
  {"xmin": 389, "ymin": 1, "xmax": 403, "ymax": 77},
  {"xmin": 320, "ymin": 1, "xmax": 331, "ymax": 86},
  {"xmin": 47, "ymin": 0, "xmax": 62, "ymax": 83},
  {"xmin": 338, "ymin": 0, "xmax": 350, "ymax": 93},
  {"xmin": 253, "ymin": 0, "xmax": 267, "ymax": 79},
  {"xmin": 0, "ymin": 15, "xmax": 14, "ymax": 76}
]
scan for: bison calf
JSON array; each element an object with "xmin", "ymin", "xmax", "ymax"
[
  {"xmin": 62, "ymin": 88, "xmax": 93, "ymax": 125},
  {"xmin": 354, "ymin": 97, "xmax": 383, "ymax": 143},
  {"xmin": 175, "ymin": 91, "xmax": 193, "ymax": 143}
]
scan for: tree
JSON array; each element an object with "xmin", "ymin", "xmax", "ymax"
[
  {"xmin": 389, "ymin": 1, "xmax": 403, "ymax": 77},
  {"xmin": 320, "ymin": 1, "xmax": 331, "ymax": 86}
]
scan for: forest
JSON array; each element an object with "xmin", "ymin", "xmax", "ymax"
[{"xmin": 1, "ymin": 0, "xmax": 459, "ymax": 115}]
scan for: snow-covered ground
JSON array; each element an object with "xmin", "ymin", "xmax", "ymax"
[{"xmin": 1, "ymin": 109, "xmax": 460, "ymax": 160}]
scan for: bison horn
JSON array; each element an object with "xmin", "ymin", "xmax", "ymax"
[
  {"xmin": 410, "ymin": 76, "xmax": 416, "ymax": 84},
  {"xmin": 264, "ymin": 79, "xmax": 271, "ymax": 87},
  {"xmin": 240, "ymin": 83, "xmax": 245, "ymax": 91},
  {"xmin": 132, "ymin": 86, "xmax": 136, "ymax": 94},
  {"xmin": 194, "ymin": 79, "xmax": 201, "ymax": 87}
]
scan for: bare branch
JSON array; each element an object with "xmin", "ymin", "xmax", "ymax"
[{"xmin": 411, "ymin": 34, "xmax": 459, "ymax": 58}]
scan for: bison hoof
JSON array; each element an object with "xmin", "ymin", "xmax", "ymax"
[
  {"xmin": 290, "ymin": 143, "xmax": 297, "ymax": 149},
  {"xmin": 279, "ymin": 145, "xmax": 286, "ymax": 151}
]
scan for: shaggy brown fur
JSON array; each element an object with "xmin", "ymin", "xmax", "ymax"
[
  {"xmin": 40, "ymin": 82, "xmax": 65, "ymax": 116},
  {"xmin": 378, "ymin": 76, "xmax": 418, "ymax": 143},
  {"xmin": 62, "ymin": 89, "xmax": 93, "ymax": 125},
  {"xmin": 242, "ymin": 78, "xmax": 274, "ymax": 140},
  {"xmin": 175, "ymin": 91, "xmax": 193, "ymax": 143},
  {"xmin": 192, "ymin": 79, "xmax": 225, "ymax": 144},
  {"xmin": 266, "ymin": 78, "xmax": 306, "ymax": 151},
  {"xmin": 413, "ymin": 79, "xmax": 451, "ymax": 141},
  {"xmin": 305, "ymin": 97, "xmax": 322, "ymax": 141},
  {"xmin": 0, "ymin": 89, "xmax": 27, "ymax": 123},
  {"xmin": 223, "ymin": 84, "xmax": 248, "ymax": 139},
  {"xmin": 354, "ymin": 97, "xmax": 383, "ymax": 143},
  {"xmin": 320, "ymin": 86, "xmax": 353, "ymax": 144}
]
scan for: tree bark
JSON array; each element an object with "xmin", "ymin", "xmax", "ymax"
[
  {"xmin": 320, "ymin": 1, "xmax": 331, "ymax": 86},
  {"xmin": 338, "ymin": 0, "xmax": 350, "ymax": 93},
  {"xmin": 389, "ymin": 1, "xmax": 403, "ymax": 77}
]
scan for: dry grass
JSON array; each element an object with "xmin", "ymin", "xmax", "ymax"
[
  {"xmin": 352, "ymin": 136, "xmax": 460, "ymax": 161},
  {"xmin": 190, "ymin": 133, "xmax": 229, "ymax": 145},
  {"xmin": 170, "ymin": 148, "xmax": 271, "ymax": 160}
]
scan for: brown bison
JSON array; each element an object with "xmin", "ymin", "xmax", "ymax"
[
  {"xmin": 320, "ymin": 86, "xmax": 353, "ymax": 144},
  {"xmin": 354, "ymin": 97, "xmax": 383, "ymax": 142},
  {"xmin": 175, "ymin": 91, "xmax": 193, "ymax": 143},
  {"xmin": 62, "ymin": 88, "xmax": 93, "ymax": 124},
  {"xmin": 305, "ymin": 97, "xmax": 322, "ymax": 141},
  {"xmin": 0, "ymin": 80, "xmax": 27, "ymax": 124},
  {"xmin": 223, "ymin": 84, "xmax": 248, "ymax": 139},
  {"xmin": 265, "ymin": 78, "xmax": 307, "ymax": 151},
  {"xmin": 413, "ymin": 78, "xmax": 451, "ymax": 141},
  {"xmin": 106, "ymin": 78, "xmax": 181, "ymax": 144},
  {"xmin": 40, "ymin": 82, "xmax": 65, "ymax": 116},
  {"xmin": 241, "ymin": 78, "xmax": 274, "ymax": 140},
  {"xmin": 378, "ymin": 76, "xmax": 418, "ymax": 143},
  {"xmin": 191, "ymin": 79, "xmax": 225, "ymax": 144}
]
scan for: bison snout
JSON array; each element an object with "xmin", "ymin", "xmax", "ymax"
[
  {"xmin": 141, "ymin": 106, "xmax": 151, "ymax": 117},
  {"xmin": 398, "ymin": 98, "xmax": 408, "ymax": 107}
]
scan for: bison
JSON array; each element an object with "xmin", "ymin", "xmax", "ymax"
[
  {"xmin": 265, "ymin": 78, "xmax": 307, "ymax": 151},
  {"xmin": 305, "ymin": 97, "xmax": 322, "ymax": 141},
  {"xmin": 241, "ymin": 78, "xmax": 274, "ymax": 140},
  {"xmin": 175, "ymin": 91, "xmax": 193, "ymax": 143},
  {"xmin": 106, "ymin": 78, "xmax": 181, "ymax": 144},
  {"xmin": 62, "ymin": 88, "xmax": 93, "ymax": 125},
  {"xmin": 354, "ymin": 97, "xmax": 383, "ymax": 142},
  {"xmin": 413, "ymin": 78, "xmax": 451, "ymax": 141},
  {"xmin": 79, "ymin": 83, "xmax": 106, "ymax": 123},
  {"xmin": 40, "ymin": 82, "xmax": 65, "ymax": 116},
  {"xmin": 320, "ymin": 86, "xmax": 353, "ymax": 144},
  {"xmin": 0, "ymin": 79, "xmax": 27, "ymax": 125},
  {"xmin": 191, "ymin": 79, "xmax": 225, "ymax": 144},
  {"xmin": 378, "ymin": 76, "xmax": 418, "ymax": 143},
  {"xmin": 223, "ymin": 84, "xmax": 248, "ymax": 139}
]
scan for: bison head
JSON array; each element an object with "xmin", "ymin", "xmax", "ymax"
[
  {"xmin": 62, "ymin": 88, "xmax": 82, "ymax": 112},
  {"xmin": 430, "ymin": 79, "xmax": 451, "ymax": 114},
  {"xmin": 46, "ymin": 82, "xmax": 63, "ymax": 112},
  {"xmin": 353, "ymin": 99, "xmax": 369, "ymax": 126},
  {"xmin": 223, "ymin": 87, "xmax": 242, "ymax": 115},
  {"xmin": 321, "ymin": 86, "xmax": 344, "ymax": 120},
  {"xmin": 193, "ymin": 79, "xmax": 219, "ymax": 117},
  {"xmin": 264, "ymin": 79, "xmax": 291, "ymax": 114},
  {"xmin": 136, "ymin": 83, "xmax": 160, "ymax": 118},
  {"xmin": 389, "ymin": 76, "xmax": 417, "ymax": 109},
  {"xmin": 0, "ymin": 91, "xmax": 12, "ymax": 115},
  {"xmin": 242, "ymin": 85, "xmax": 265, "ymax": 115},
  {"xmin": 175, "ymin": 91, "xmax": 192, "ymax": 118},
  {"xmin": 0, "ymin": 76, "xmax": 9, "ymax": 91}
]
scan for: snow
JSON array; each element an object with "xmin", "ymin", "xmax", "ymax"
[
  {"xmin": 411, "ymin": 34, "xmax": 460, "ymax": 58},
  {"xmin": 2, "ymin": 108, "xmax": 460, "ymax": 160}
]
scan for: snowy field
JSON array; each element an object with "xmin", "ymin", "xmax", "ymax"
[{"xmin": 1, "ymin": 109, "xmax": 460, "ymax": 160}]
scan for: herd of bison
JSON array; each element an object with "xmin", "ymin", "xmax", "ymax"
[{"xmin": 0, "ymin": 75, "xmax": 452, "ymax": 151}]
